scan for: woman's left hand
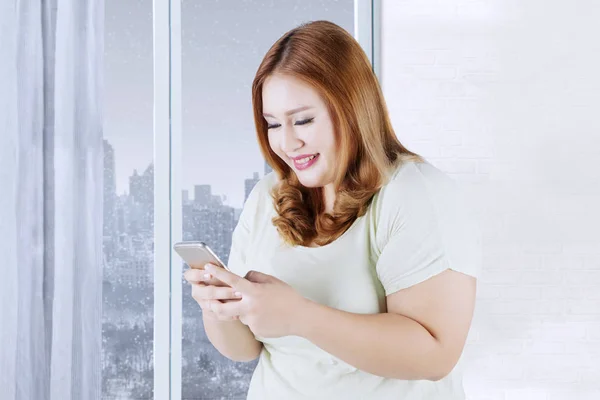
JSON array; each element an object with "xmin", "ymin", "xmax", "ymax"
[{"xmin": 203, "ymin": 264, "xmax": 309, "ymax": 339}]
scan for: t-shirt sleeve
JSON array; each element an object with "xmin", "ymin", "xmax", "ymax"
[
  {"xmin": 226, "ymin": 174, "xmax": 271, "ymax": 277},
  {"xmin": 227, "ymin": 211, "xmax": 250, "ymax": 277},
  {"xmin": 374, "ymin": 166, "xmax": 481, "ymax": 296}
]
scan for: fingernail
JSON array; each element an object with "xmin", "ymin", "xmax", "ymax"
[
  {"xmin": 234, "ymin": 291, "xmax": 242, "ymax": 298},
  {"xmin": 205, "ymin": 264, "xmax": 214, "ymax": 271},
  {"xmin": 204, "ymin": 273, "xmax": 211, "ymax": 280}
]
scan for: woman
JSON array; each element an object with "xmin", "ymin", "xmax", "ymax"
[{"xmin": 184, "ymin": 20, "xmax": 480, "ymax": 400}]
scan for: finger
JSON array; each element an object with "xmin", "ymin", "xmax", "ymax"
[
  {"xmin": 184, "ymin": 268, "xmax": 205, "ymax": 283},
  {"xmin": 201, "ymin": 300, "xmax": 236, "ymax": 321},
  {"xmin": 221, "ymin": 298, "xmax": 241, "ymax": 304},
  {"xmin": 204, "ymin": 264, "xmax": 252, "ymax": 292},
  {"xmin": 244, "ymin": 270, "xmax": 274, "ymax": 284},
  {"xmin": 184, "ymin": 268, "xmax": 230, "ymax": 287},
  {"xmin": 208, "ymin": 286, "xmax": 243, "ymax": 301},
  {"xmin": 201, "ymin": 273, "xmax": 232, "ymax": 287},
  {"xmin": 209, "ymin": 298, "xmax": 244, "ymax": 320},
  {"xmin": 191, "ymin": 284, "xmax": 242, "ymax": 301},
  {"xmin": 199, "ymin": 300, "xmax": 214, "ymax": 314},
  {"xmin": 239, "ymin": 315, "xmax": 250, "ymax": 326},
  {"xmin": 191, "ymin": 283, "xmax": 207, "ymax": 303}
]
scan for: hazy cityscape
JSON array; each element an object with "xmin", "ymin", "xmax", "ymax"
[{"xmin": 102, "ymin": 139, "xmax": 273, "ymax": 399}]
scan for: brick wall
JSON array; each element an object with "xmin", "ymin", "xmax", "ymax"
[{"xmin": 380, "ymin": 1, "xmax": 600, "ymax": 399}]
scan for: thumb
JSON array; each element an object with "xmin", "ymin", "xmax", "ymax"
[{"xmin": 244, "ymin": 270, "xmax": 273, "ymax": 283}]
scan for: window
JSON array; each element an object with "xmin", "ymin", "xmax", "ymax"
[{"xmin": 103, "ymin": 0, "xmax": 154, "ymax": 397}]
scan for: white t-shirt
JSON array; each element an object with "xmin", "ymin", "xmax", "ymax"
[{"xmin": 227, "ymin": 159, "xmax": 481, "ymax": 400}]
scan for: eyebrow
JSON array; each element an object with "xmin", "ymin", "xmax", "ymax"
[{"xmin": 263, "ymin": 106, "xmax": 314, "ymax": 118}]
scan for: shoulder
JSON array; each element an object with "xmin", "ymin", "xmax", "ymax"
[
  {"xmin": 371, "ymin": 159, "xmax": 481, "ymax": 278},
  {"xmin": 373, "ymin": 160, "xmax": 456, "ymax": 225},
  {"xmin": 247, "ymin": 171, "xmax": 278, "ymax": 204},
  {"xmin": 383, "ymin": 160, "xmax": 456, "ymax": 202},
  {"xmin": 239, "ymin": 171, "xmax": 278, "ymax": 228},
  {"xmin": 373, "ymin": 159, "xmax": 478, "ymax": 247}
]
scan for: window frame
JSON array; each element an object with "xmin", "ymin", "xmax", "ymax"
[{"xmin": 153, "ymin": 1, "xmax": 379, "ymax": 398}]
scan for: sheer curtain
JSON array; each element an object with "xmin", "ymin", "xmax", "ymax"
[{"xmin": 0, "ymin": 1, "xmax": 104, "ymax": 399}]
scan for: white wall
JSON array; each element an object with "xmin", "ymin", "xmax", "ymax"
[{"xmin": 381, "ymin": 1, "xmax": 600, "ymax": 399}]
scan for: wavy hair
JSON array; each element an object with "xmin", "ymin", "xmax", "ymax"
[{"xmin": 251, "ymin": 20, "xmax": 423, "ymax": 247}]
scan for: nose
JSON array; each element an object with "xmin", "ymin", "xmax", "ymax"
[{"xmin": 280, "ymin": 124, "xmax": 303, "ymax": 153}]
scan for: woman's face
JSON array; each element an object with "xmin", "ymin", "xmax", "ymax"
[{"xmin": 262, "ymin": 74, "xmax": 338, "ymax": 189}]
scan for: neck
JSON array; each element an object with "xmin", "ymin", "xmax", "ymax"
[{"xmin": 323, "ymin": 184, "xmax": 336, "ymax": 214}]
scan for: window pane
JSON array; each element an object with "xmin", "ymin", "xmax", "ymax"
[
  {"xmin": 180, "ymin": 1, "xmax": 354, "ymax": 398},
  {"xmin": 103, "ymin": 0, "xmax": 154, "ymax": 398}
]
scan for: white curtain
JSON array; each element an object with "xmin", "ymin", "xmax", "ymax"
[{"xmin": 0, "ymin": 1, "xmax": 104, "ymax": 399}]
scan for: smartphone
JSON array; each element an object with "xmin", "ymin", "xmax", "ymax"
[{"xmin": 173, "ymin": 241, "xmax": 229, "ymax": 271}]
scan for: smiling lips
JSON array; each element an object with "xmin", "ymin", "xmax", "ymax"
[{"xmin": 292, "ymin": 153, "xmax": 320, "ymax": 170}]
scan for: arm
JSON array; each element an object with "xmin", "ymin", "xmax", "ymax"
[
  {"xmin": 203, "ymin": 312, "xmax": 263, "ymax": 363},
  {"xmin": 201, "ymin": 175, "xmax": 269, "ymax": 362},
  {"xmin": 294, "ymin": 269, "xmax": 476, "ymax": 381},
  {"xmin": 185, "ymin": 268, "xmax": 263, "ymax": 363}
]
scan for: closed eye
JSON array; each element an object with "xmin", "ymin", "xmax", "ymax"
[
  {"xmin": 295, "ymin": 117, "xmax": 314, "ymax": 126},
  {"xmin": 267, "ymin": 118, "xmax": 314, "ymax": 130}
]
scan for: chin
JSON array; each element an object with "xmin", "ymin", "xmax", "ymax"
[{"xmin": 295, "ymin": 171, "xmax": 327, "ymax": 188}]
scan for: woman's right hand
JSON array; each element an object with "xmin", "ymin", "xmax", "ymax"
[{"xmin": 184, "ymin": 264, "xmax": 243, "ymax": 321}]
